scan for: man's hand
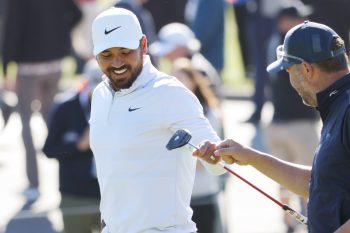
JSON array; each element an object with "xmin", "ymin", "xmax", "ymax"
[
  {"xmin": 192, "ymin": 139, "xmax": 253, "ymax": 166},
  {"xmin": 192, "ymin": 141, "xmax": 221, "ymax": 164},
  {"xmin": 215, "ymin": 139, "xmax": 251, "ymax": 166},
  {"xmin": 77, "ymin": 128, "xmax": 90, "ymax": 152},
  {"xmin": 334, "ymin": 219, "xmax": 350, "ymax": 233}
]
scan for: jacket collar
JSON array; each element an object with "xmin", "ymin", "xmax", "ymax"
[{"xmin": 316, "ymin": 73, "xmax": 350, "ymax": 121}]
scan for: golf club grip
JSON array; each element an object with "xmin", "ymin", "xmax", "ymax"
[{"xmin": 283, "ymin": 205, "xmax": 308, "ymax": 225}]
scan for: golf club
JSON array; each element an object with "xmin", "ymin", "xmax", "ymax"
[{"xmin": 166, "ymin": 129, "xmax": 308, "ymax": 225}]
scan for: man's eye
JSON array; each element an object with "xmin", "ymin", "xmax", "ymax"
[
  {"xmin": 98, "ymin": 54, "xmax": 113, "ymax": 60},
  {"xmin": 101, "ymin": 53, "xmax": 111, "ymax": 58},
  {"xmin": 121, "ymin": 50, "xmax": 131, "ymax": 55}
]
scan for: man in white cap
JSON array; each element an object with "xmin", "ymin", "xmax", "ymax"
[
  {"xmin": 90, "ymin": 7, "xmax": 225, "ymax": 233},
  {"xmin": 193, "ymin": 21, "xmax": 350, "ymax": 233}
]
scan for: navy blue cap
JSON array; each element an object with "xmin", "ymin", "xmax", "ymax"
[{"xmin": 267, "ymin": 21, "xmax": 346, "ymax": 73}]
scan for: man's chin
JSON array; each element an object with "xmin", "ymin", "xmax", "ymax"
[
  {"xmin": 302, "ymin": 98, "xmax": 316, "ymax": 107},
  {"xmin": 110, "ymin": 80, "xmax": 134, "ymax": 90}
]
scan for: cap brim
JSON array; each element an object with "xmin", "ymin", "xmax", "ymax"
[
  {"xmin": 149, "ymin": 41, "xmax": 176, "ymax": 57},
  {"xmin": 266, "ymin": 58, "xmax": 294, "ymax": 73},
  {"xmin": 93, "ymin": 40, "xmax": 140, "ymax": 56}
]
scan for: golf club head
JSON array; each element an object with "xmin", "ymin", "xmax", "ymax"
[{"xmin": 166, "ymin": 129, "xmax": 192, "ymax": 150}]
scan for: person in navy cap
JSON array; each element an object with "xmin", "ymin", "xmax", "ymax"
[
  {"xmin": 265, "ymin": 3, "xmax": 318, "ymax": 232},
  {"xmin": 193, "ymin": 21, "xmax": 350, "ymax": 233}
]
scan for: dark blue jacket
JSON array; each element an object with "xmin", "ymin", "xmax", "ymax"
[
  {"xmin": 114, "ymin": 1, "xmax": 157, "ymax": 44},
  {"xmin": 190, "ymin": 0, "xmax": 225, "ymax": 71},
  {"xmin": 1, "ymin": 0, "xmax": 81, "ymax": 75},
  {"xmin": 43, "ymin": 93, "xmax": 100, "ymax": 199},
  {"xmin": 309, "ymin": 73, "xmax": 350, "ymax": 232}
]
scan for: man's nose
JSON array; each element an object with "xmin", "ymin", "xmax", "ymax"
[{"xmin": 111, "ymin": 56, "xmax": 124, "ymax": 68}]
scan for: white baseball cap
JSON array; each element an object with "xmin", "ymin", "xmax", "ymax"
[
  {"xmin": 92, "ymin": 7, "xmax": 143, "ymax": 56},
  {"xmin": 149, "ymin": 23, "xmax": 200, "ymax": 57}
]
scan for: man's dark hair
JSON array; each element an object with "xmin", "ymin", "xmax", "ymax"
[{"xmin": 315, "ymin": 37, "xmax": 349, "ymax": 73}]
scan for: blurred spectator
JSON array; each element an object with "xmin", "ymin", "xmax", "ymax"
[
  {"xmin": 43, "ymin": 59, "xmax": 101, "ymax": 233},
  {"xmin": 0, "ymin": 91, "xmax": 14, "ymax": 130},
  {"xmin": 303, "ymin": 0, "xmax": 350, "ymax": 53},
  {"xmin": 171, "ymin": 57, "xmax": 225, "ymax": 233},
  {"xmin": 243, "ymin": 0, "xmax": 282, "ymax": 124},
  {"xmin": 71, "ymin": 0, "xmax": 100, "ymax": 74},
  {"xmin": 149, "ymin": 23, "xmax": 222, "ymax": 97},
  {"xmin": 0, "ymin": 0, "xmax": 4, "ymax": 54},
  {"xmin": 115, "ymin": 0, "xmax": 157, "ymax": 45},
  {"xmin": 265, "ymin": 2, "xmax": 319, "ymax": 232},
  {"xmin": 229, "ymin": 0, "xmax": 253, "ymax": 74},
  {"xmin": 143, "ymin": 0, "xmax": 188, "ymax": 32},
  {"xmin": 1, "ymin": 0, "xmax": 81, "ymax": 201},
  {"xmin": 0, "ymin": 0, "xmax": 14, "ymax": 130},
  {"xmin": 114, "ymin": 0, "xmax": 158, "ymax": 65},
  {"xmin": 186, "ymin": 0, "xmax": 225, "ymax": 73}
]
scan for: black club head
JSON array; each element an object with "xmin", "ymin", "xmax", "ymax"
[{"xmin": 166, "ymin": 129, "xmax": 192, "ymax": 150}]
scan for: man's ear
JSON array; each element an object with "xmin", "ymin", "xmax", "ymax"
[
  {"xmin": 301, "ymin": 62, "xmax": 314, "ymax": 81},
  {"xmin": 141, "ymin": 35, "xmax": 148, "ymax": 54}
]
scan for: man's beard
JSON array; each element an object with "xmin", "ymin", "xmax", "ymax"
[{"xmin": 107, "ymin": 56, "xmax": 144, "ymax": 91}]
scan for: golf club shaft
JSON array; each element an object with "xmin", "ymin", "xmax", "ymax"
[
  {"xmin": 219, "ymin": 161, "xmax": 308, "ymax": 225},
  {"xmin": 188, "ymin": 142, "xmax": 308, "ymax": 225}
]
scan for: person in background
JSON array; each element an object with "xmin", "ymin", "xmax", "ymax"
[
  {"xmin": 149, "ymin": 22, "xmax": 222, "ymax": 97},
  {"xmin": 43, "ymin": 59, "xmax": 101, "ymax": 233},
  {"xmin": 194, "ymin": 21, "xmax": 350, "ymax": 233},
  {"xmin": 243, "ymin": 0, "xmax": 280, "ymax": 124},
  {"xmin": 114, "ymin": 0, "xmax": 156, "ymax": 45},
  {"xmin": 303, "ymin": 0, "xmax": 350, "ymax": 53},
  {"xmin": 264, "ymin": 2, "xmax": 318, "ymax": 232},
  {"xmin": 1, "ymin": 0, "xmax": 81, "ymax": 201},
  {"xmin": 114, "ymin": 0, "xmax": 158, "ymax": 65},
  {"xmin": 143, "ymin": 0, "xmax": 188, "ymax": 32},
  {"xmin": 0, "ymin": 86, "xmax": 14, "ymax": 130},
  {"xmin": 229, "ymin": 0, "xmax": 253, "ymax": 76},
  {"xmin": 90, "ymin": 7, "xmax": 226, "ymax": 233},
  {"xmin": 186, "ymin": 0, "xmax": 225, "ymax": 73},
  {"xmin": 71, "ymin": 0, "xmax": 100, "ymax": 74},
  {"xmin": 0, "ymin": 0, "xmax": 14, "ymax": 130},
  {"xmin": 171, "ymin": 57, "xmax": 225, "ymax": 233}
]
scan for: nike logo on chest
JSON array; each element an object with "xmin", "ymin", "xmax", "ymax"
[{"xmin": 128, "ymin": 107, "xmax": 141, "ymax": 112}]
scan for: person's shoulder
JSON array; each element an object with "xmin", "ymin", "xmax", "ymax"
[
  {"xmin": 154, "ymin": 74, "xmax": 189, "ymax": 91},
  {"xmin": 153, "ymin": 75, "xmax": 198, "ymax": 103},
  {"xmin": 50, "ymin": 91, "xmax": 78, "ymax": 115},
  {"xmin": 190, "ymin": 53, "xmax": 221, "ymax": 84},
  {"xmin": 152, "ymin": 72, "xmax": 181, "ymax": 88},
  {"xmin": 54, "ymin": 91, "xmax": 78, "ymax": 106},
  {"xmin": 191, "ymin": 53, "xmax": 215, "ymax": 71}
]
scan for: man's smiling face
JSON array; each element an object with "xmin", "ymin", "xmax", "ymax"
[{"xmin": 96, "ymin": 36, "xmax": 147, "ymax": 91}]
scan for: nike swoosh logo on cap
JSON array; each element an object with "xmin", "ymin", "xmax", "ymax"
[{"xmin": 104, "ymin": 26, "xmax": 121, "ymax": 35}]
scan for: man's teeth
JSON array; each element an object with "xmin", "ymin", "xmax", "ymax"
[{"xmin": 113, "ymin": 68, "xmax": 127, "ymax": 74}]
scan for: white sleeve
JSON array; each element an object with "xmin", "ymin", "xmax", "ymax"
[{"xmin": 163, "ymin": 84, "xmax": 226, "ymax": 175}]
